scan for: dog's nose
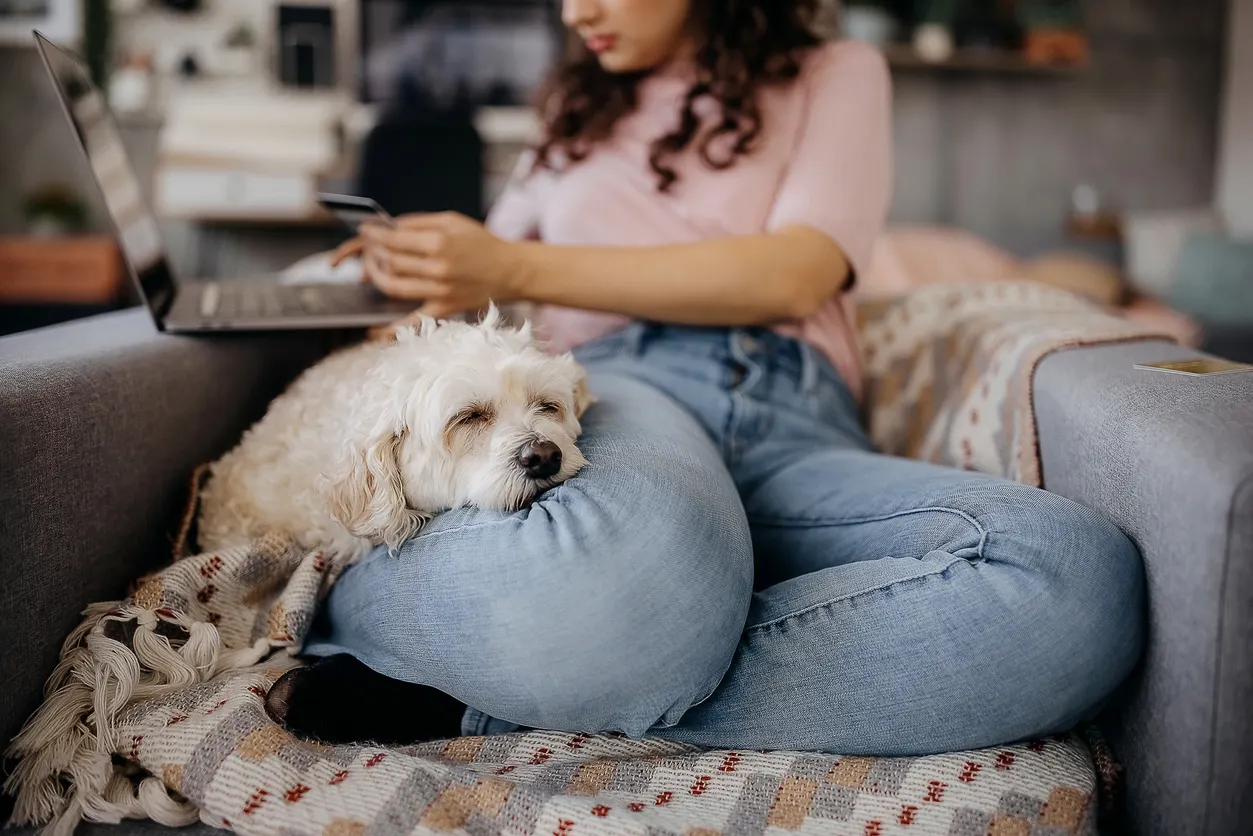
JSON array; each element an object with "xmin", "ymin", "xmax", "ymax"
[{"xmin": 518, "ymin": 440, "xmax": 562, "ymax": 480}]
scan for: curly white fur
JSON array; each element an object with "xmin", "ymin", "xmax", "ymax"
[{"xmin": 197, "ymin": 306, "xmax": 592, "ymax": 565}]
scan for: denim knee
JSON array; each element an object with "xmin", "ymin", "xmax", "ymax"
[
  {"xmin": 1060, "ymin": 502, "xmax": 1146, "ymax": 711},
  {"xmin": 420, "ymin": 485, "xmax": 754, "ymax": 736},
  {"xmin": 989, "ymin": 488, "xmax": 1146, "ymax": 724}
]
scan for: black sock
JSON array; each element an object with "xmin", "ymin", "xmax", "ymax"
[{"xmin": 266, "ymin": 653, "xmax": 466, "ymax": 745}]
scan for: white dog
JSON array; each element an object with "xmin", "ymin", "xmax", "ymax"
[{"xmin": 197, "ymin": 307, "xmax": 592, "ymax": 565}]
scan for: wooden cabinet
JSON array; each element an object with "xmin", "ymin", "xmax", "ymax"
[{"xmin": 0, "ymin": 235, "xmax": 127, "ymax": 305}]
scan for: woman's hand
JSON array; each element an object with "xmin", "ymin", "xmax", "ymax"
[
  {"xmin": 359, "ymin": 212, "xmax": 523, "ymax": 319},
  {"xmin": 328, "ymin": 235, "xmax": 365, "ymax": 268},
  {"xmin": 331, "ymin": 214, "xmax": 852, "ymax": 340}
]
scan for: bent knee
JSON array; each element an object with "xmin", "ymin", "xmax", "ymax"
[
  {"xmin": 467, "ymin": 513, "xmax": 754, "ymax": 734},
  {"xmin": 1065, "ymin": 504, "xmax": 1145, "ymax": 685},
  {"xmin": 1034, "ymin": 491, "xmax": 1145, "ymax": 624},
  {"xmin": 1005, "ymin": 491, "xmax": 1146, "ymax": 721},
  {"xmin": 373, "ymin": 483, "xmax": 754, "ymax": 735},
  {"xmin": 483, "ymin": 616, "xmax": 734, "ymax": 736}
]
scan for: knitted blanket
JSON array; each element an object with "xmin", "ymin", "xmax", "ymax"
[
  {"xmin": 5, "ymin": 282, "xmax": 1172, "ymax": 836},
  {"xmin": 858, "ymin": 281, "xmax": 1175, "ymax": 486}
]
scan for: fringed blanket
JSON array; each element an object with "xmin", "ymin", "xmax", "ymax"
[
  {"xmin": 858, "ymin": 281, "xmax": 1175, "ymax": 486},
  {"xmin": 5, "ymin": 283, "xmax": 1172, "ymax": 836}
]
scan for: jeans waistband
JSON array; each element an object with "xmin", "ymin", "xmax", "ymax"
[{"xmin": 612, "ymin": 323, "xmax": 828, "ymax": 397}]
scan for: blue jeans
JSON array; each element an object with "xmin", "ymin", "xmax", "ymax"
[{"xmin": 305, "ymin": 324, "xmax": 1145, "ymax": 756}]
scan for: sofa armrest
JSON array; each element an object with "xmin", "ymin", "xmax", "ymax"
[
  {"xmin": 1033, "ymin": 340, "xmax": 1253, "ymax": 836},
  {"xmin": 0, "ymin": 310, "xmax": 328, "ymax": 754}
]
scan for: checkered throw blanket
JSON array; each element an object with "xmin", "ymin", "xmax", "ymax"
[{"xmin": 5, "ymin": 282, "xmax": 1170, "ymax": 836}]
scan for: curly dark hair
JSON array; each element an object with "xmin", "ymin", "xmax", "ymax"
[{"xmin": 534, "ymin": 0, "xmax": 823, "ymax": 192}]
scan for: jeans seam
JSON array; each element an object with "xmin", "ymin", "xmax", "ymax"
[
  {"xmin": 652, "ymin": 668, "xmax": 728, "ymax": 730},
  {"xmin": 411, "ymin": 486, "xmax": 578, "ymax": 541},
  {"xmin": 414, "ymin": 516, "xmax": 523, "ymax": 542},
  {"xmin": 721, "ymin": 391, "xmax": 739, "ymax": 461},
  {"xmin": 749, "ymin": 506, "xmax": 988, "ymax": 557},
  {"xmin": 745, "ymin": 555, "xmax": 964, "ymax": 633}
]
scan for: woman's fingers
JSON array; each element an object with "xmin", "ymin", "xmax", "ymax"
[
  {"xmin": 329, "ymin": 236, "xmax": 364, "ymax": 267},
  {"xmin": 364, "ymin": 251, "xmax": 449, "ymax": 301},
  {"xmin": 362, "ymin": 224, "xmax": 446, "ymax": 257},
  {"xmin": 334, "ymin": 221, "xmax": 479, "ymax": 331},
  {"xmin": 396, "ymin": 212, "xmax": 463, "ymax": 229},
  {"xmin": 372, "ymin": 272, "xmax": 447, "ymax": 301},
  {"xmin": 384, "ymin": 251, "xmax": 449, "ymax": 280}
]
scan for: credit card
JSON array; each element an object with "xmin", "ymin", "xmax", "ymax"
[
  {"xmin": 316, "ymin": 192, "xmax": 397, "ymax": 229},
  {"xmin": 1134, "ymin": 358, "xmax": 1253, "ymax": 376}
]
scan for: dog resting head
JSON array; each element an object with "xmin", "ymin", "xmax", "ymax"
[{"xmin": 327, "ymin": 306, "xmax": 592, "ymax": 552}]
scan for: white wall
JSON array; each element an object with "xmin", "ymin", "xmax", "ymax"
[{"xmin": 1217, "ymin": 0, "xmax": 1253, "ymax": 235}]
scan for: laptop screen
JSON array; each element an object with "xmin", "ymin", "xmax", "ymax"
[{"xmin": 34, "ymin": 32, "xmax": 177, "ymax": 321}]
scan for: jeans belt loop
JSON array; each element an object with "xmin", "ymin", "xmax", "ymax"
[
  {"xmin": 798, "ymin": 338, "xmax": 820, "ymax": 398},
  {"xmin": 728, "ymin": 328, "xmax": 750, "ymax": 366},
  {"xmin": 623, "ymin": 322, "xmax": 649, "ymax": 358},
  {"xmin": 727, "ymin": 328, "xmax": 754, "ymax": 387}
]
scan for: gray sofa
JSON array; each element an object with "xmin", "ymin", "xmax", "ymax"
[{"xmin": 2, "ymin": 309, "xmax": 1251, "ymax": 835}]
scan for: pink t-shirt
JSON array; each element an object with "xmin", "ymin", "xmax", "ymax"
[{"xmin": 487, "ymin": 40, "xmax": 893, "ymax": 399}]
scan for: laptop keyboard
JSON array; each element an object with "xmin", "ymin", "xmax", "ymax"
[{"xmin": 200, "ymin": 282, "xmax": 395, "ymax": 320}]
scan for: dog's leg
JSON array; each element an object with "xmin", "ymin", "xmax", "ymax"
[{"xmin": 265, "ymin": 654, "xmax": 466, "ymax": 744}]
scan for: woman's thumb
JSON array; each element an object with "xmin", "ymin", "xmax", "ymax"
[{"xmin": 329, "ymin": 236, "xmax": 364, "ymax": 268}]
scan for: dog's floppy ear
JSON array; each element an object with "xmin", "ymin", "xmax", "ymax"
[
  {"xmin": 328, "ymin": 426, "xmax": 424, "ymax": 553},
  {"xmin": 571, "ymin": 362, "xmax": 596, "ymax": 419}
]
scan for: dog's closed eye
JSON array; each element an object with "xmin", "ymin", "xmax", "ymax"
[
  {"xmin": 444, "ymin": 404, "xmax": 494, "ymax": 450},
  {"xmin": 533, "ymin": 399, "xmax": 564, "ymax": 418},
  {"xmin": 451, "ymin": 404, "xmax": 494, "ymax": 429},
  {"xmin": 451, "ymin": 406, "xmax": 488, "ymax": 428}
]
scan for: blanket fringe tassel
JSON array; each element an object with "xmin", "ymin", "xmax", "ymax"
[{"xmin": 4, "ymin": 600, "xmax": 276, "ymax": 835}]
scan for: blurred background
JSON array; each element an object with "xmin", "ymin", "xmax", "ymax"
[{"xmin": 0, "ymin": 0, "xmax": 1249, "ymax": 358}]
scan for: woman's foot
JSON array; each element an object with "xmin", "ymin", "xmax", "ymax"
[{"xmin": 265, "ymin": 653, "xmax": 466, "ymax": 745}]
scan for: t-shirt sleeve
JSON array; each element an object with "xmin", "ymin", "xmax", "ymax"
[
  {"xmin": 766, "ymin": 42, "xmax": 893, "ymax": 282},
  {"xmin": 485, "ymin": 150, "xmax": 546, "ymax": 242}
]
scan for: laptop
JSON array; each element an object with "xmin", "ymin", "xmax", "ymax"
[{"xmin": 33, "ymin": 30, "xmax": 417, "ymax": 332}]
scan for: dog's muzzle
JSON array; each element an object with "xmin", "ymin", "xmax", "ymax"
[{"xmin": 518, "ymin": 440, "xmax": 563, "ymax": 480}]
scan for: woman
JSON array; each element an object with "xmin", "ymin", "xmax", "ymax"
[{"xmin": 273, "ymin": 0, "xmax": 1145, "ymax": 756}]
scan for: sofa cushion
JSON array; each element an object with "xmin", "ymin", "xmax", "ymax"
[{"xmin": 100, "ymin": 666, "xmax": 1105, "ymax": 836}]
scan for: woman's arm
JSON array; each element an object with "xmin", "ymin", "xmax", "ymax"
[
  {"xmin": 362, "ymin": 215, "xmax": 847, "ymax": 324},
  {"xmin": 513, "ymin": 226, "xmax": 849, "ymax": 324}
]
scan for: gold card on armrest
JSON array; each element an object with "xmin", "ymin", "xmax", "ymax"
[{"xmin": 1134, "ymin": 358, "xmax": 1253, "ymax": 376}]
